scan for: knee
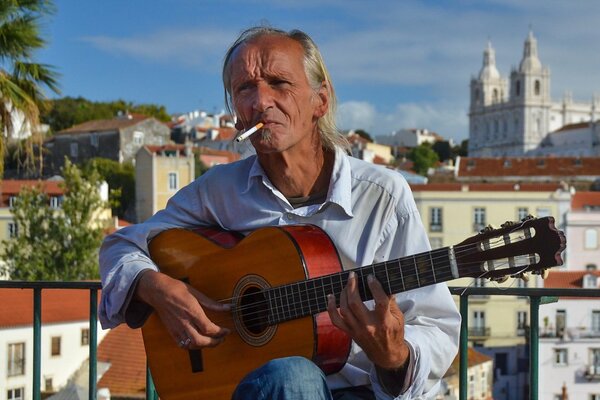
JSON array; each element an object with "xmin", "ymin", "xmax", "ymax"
[{"xmin": 261, "ymin": 356, "xmax": 324, "ymax": 381}]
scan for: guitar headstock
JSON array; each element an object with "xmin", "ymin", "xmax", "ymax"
[{"xmin": 454, "ymin": 216, "xmax": 566, "ymax": 281}]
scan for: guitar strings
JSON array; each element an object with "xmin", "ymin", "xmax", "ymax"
[
  {"xmin": 205, "ymin": 230, "xmax": 540, "ymax": 327},
  {"xmin": 211, "ymin": 231, "xmax": 527, "ymax": 320}
]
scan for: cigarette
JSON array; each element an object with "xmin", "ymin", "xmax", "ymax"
[{"xmin": 235, "ymin": 122, "xmax": 264, "ymax": 142}]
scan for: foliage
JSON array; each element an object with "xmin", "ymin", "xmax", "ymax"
[
  {"xmin": 41, "ymin": 96, "xmax": 171, "ymax": 132},
  {"xmin": 0, "ymin": 0, "xmax": 60, "ymax": 178},
  {"xmin": 407, "ymin": 143, "xmax": 439, "ymax": 176},
  {"xmin": 1, "ymin": 159, "xmax": 106, "ymax": 280},
  {"xmin": 83, "ymin": 158, "xmax": 135, "ymax": 219}
]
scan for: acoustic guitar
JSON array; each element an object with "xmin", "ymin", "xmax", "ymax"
[{"xmin": 141, "ymin": 216, "xmax": 565, "ymax": 399}]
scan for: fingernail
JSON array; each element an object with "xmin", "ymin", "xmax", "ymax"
[
  {"xmin": 367, "ymin": 274, "xmax": 374, "ymax": 283},
  {"xmin": 348, "ymin": 271, "xmax": 355, "ymax": 280}
]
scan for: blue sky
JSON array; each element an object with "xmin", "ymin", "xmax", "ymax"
[{"xmin": 39, "ymin": 0, "xmax": 600, "ymax": 142}]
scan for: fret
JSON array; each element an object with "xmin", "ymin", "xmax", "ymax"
[
  {"xmin": 383, "ymin": 261, "xmax": 392, "ymax": 295},
  {"xmin": 274, "ymin": 286, "xmax": 283, "ymax": 323},
  {"xmin": 265, "ymin": 289, "xmax": 274, "ymax": 326},
  {"xmin": 429, "ymin": 251, "xmax": 437, "ymax": 283},
  {"xmin": 413, "ymin": 255, "xmax": 421, "ymax": 287}
]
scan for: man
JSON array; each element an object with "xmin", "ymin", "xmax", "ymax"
[{"xmin": 99, "ymin": 26, "xmax": 460, "ymax": 399}]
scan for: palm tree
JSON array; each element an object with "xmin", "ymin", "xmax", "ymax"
[{"xmin": 0, "ymin": 0, "xmax": 60, "ymax": 178}]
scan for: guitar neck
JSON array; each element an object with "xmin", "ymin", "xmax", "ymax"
[{"xmin": 265, "ymin": 247, "xmax": 457, "ymax": 326}]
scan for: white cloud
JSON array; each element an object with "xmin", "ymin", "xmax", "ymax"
[
  {"xmin": 80, "ymin": 28, "xmax": 234, "ymax": 69},
  {"xmin": 337, "ymin": 100, "xmax": 468, "ymax": 143}
]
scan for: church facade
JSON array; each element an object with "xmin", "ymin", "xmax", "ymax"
[{"xmin": 468, "ymin": 31, "xmax": 600, "ymax": 157}]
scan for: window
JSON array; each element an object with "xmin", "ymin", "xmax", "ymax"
[
  {"xmin": 590, "ymin": 394, "xmax": 600, "ymax": 400},
  {"xmin": 468, "ymin": 374, "xmax": 475, "ymax": 398},
  {"xmin": 590, "ymin": 349, "xmax": 600, "ymax": 376},
  {"xmin": 51, "ymin": 336, "xmax": 61, "ymax": 356},
  {"xmin": 472, "ymin": 310, "xmax": 486, "ymax": 336},
  {"xmin": 556, "ymin": 310, "xmax": 566, "ymax": 337},
  {"xmin": 554, "ymin": 348, "xmax": 568, "ymax": 365},
  {"xmin": 90, "ymin": 133, "xmax": 99, "ymax": 147},
  {"xmin": 584, "ymin": 274, "xmax": 598, "ymax": 289},
  {"xmin": 535, "ymin": 80, "xmax": 541, "ymax": 95},
  {"xmin": 70, "ymin": 142, "xmax": 78, "ymax": 158},
  {"xmin": 81, "ymin": 328, "xmax": 90, "ymax": 346},
  {"xmin": 592, "ymin": 311, "xmax": 600, "ymax": 334},
  {"xmin": 49, "ymin": 196, "xmax": 63, "ymax": 209},
  {"xmin": 7, "ymin": 343, "xmax": 25, "ymax": 376},
  {"xmin": 168, "ymin": 172, "xmax": 178, "ymax": 191},
  {"xmin": 517, "ymin": 311, "xmax": 528, "ymax": 336},
  {"xmin": 8, "ymin": 222, "xmax": 18, "ymax": 238},
  {"xmin": 7, "ymin": 388, "xmax": 24, "ymax": 400},
  {"xmin": 474, "ymin": 278, "xmax": 485, "ymax": 288},
  {"xmin": 585, "ymin": 229, "xmax": 598, "ymax": 249},
  {"xmin": 133, "ymin": 131, "xmax": 144, "ymax": 146},
  {"xmin": 473, "ymin": 207, "xmax": 486, "ymax": 231},
  {"xmin": 480, "ymin": 370, "xmax": 487, "ymax": 397},
  {"xmin": 517, "ymin": 207, "xmax": 529, "ymax": 220},
  {"xmin": 515, "ymin": 80, "xmax": 521, "ymax": 96},
  {"xmin": 9, "ymin": 196, "xmax": 17, "ymax": 208},
  {"xmin": 45, "ymin": 377, "xmax": 54, "ymax": 392},
  {"xmin": 430, "ymin": 207, "xmax": 442, "ymax": 232}
]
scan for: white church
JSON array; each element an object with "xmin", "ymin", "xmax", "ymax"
[{"xmin": 468, "ymin": 31, "xmax": 600, "ymax": 157}]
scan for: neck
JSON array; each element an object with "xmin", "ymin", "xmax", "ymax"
[{"xmin": 259, "ymin": 145, "xmax": 334, "ymax": 199}]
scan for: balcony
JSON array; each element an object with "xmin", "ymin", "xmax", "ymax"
[
  {"xmin": 468, "ymin": 326, "xmax": 491, "ymax": 338},
  {"xmin": 2, "ymin": 282, "xmax": 600, "ymax": 400},
  {"xmin": 429, "ymin": 224, "xmax": 443, "ymax": 232}
]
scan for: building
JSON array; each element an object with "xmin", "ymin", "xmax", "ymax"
[
  {"xmin": 468, "ymin": 31, "xmax": 600, "ymax": 157},
  {"xmin": 375, "ymin": 128, "xmax": 443, "ymax": 148},
  {"xmin": 411, "ymin": 182, "xmax": 571, "ymax": 347},
  {"xmin": 539, "ymin": 270, "xmax": 600, "ymax": 400},
  {"xmin": 564, "ymin": 192, "xmax": 600, "ymax": 272},
  {"xmin": 439, "ymin": 347, "xmax": 493, "ymax": 400},
  {"xmin": 0, "ymin": 289, "xmax": 108, "ymax": 400},
  {"xmin": 44, "ymin": 114, "xmax": 170, "ymax": 175},
  {"xmin": 135, "ymin": 144, "xmax": 195, "ymax": 222}
]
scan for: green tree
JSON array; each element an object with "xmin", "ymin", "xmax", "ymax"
[
  {"xmin": 408, "ymin": 143, "xmax": 439, "ymax": 176},
  {"xmin": 83, "ymin": 158, "xmax": 135, "ymax": 219},
  {"xmin": 0, "ymin": 0, "xmax": 60, "ymax": 177},
  {"xmin": 42, "ymin": 96, "xmax": 171, "ymax": 132},
  {"xmin": 1, "ymin": 158, "xmax": 106, "ymax": 280}
]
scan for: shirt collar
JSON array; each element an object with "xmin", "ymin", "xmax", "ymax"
[{"xmin": 243, "ymin": 148, "xmax": 354, "ymax": 217}]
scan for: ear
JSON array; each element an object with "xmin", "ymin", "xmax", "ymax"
[{"xmin": 313, "ymin": 81, "xmax": 329, "ymax": 118}]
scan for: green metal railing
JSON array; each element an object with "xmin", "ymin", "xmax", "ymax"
[{"xmin": 2, "ymin": 282, "xmax": 600, "ymax": 400}]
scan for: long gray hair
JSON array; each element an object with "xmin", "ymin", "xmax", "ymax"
[{"xmin": 222, "ymin": 26, "xmax": 349, "ymax": 152}]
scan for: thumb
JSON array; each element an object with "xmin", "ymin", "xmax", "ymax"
[{"xmin": 189, "ymin": 286, "xmax": 231, "ymax": 312}]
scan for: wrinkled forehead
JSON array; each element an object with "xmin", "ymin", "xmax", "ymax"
[{"xmin": 225, "ymin": 35, "xmax": 306, "ymax": 82}]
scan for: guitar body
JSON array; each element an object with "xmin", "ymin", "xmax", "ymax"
[{"xmin": 142, "ymin": 225, "xmax": 352, "ymax": 399}]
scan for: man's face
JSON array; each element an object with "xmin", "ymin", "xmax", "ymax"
[{"xmin": 228, "ymin": 35, "xmax": 327, "ymax": 154}]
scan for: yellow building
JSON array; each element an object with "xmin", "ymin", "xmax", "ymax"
[
  {"xmin": 411, "ymin": 182, "xmax": 572, "ymax": 346},
  {"xmin": 135, "ymin": 144, "xmax": 195, "ymax": 223}
]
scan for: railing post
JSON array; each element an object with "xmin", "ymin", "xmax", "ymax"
[
  {"xmin": 529, "ymin": 296, "xmax": 540, "ymax": 400},
  {"xmin": 89, "ymin": 289, "xmax": 98, "ymax": 400},
  {"xmin": 146, "ymin": 365, "xmax": 158, "ymax": 400},
  {"xmin": 459, "ymin": 294, "xmax": 469, "ymax": 400},
  {"xmin": 33, "ymin": 288, "xmax": 42, "ymax": 400}
]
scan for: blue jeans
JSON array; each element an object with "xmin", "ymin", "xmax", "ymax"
[{"xmin": 232, "ymin": 357, "xmax": 375, "ymax": 400}]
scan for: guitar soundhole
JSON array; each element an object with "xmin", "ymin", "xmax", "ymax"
[
  {"xmin": 240, "ymin": 286, "xmax": 268, "ymax": 334},
  {"xmin": 233, "ymin": 275, "xmax": 277, "ymax": 347}
]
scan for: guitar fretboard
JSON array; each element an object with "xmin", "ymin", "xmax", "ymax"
[{"xmin": 264, "ymin": 247, "xmax": 455, "ymax": 326}]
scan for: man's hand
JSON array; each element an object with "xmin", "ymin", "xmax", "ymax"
[
  {"xmin": 135, "ymin": 270, "xmax": 231, "ymax": 348},
  {"xmin": 326, "ymin": 271, "xmax": 410, "ymax": 370}
]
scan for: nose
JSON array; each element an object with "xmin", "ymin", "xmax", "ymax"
[{"xmin": 252, "ymin": 82, "xmax": 275, "ymax": 113}]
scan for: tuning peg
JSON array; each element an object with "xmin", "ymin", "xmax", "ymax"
[
  {"xmin": 540, "ymin": 269, "xmax": 550, "ymax": 279},
  {"xmin": 480, "ymin": 224, "xmax": 495, "ymax": 234},
  {"xmin": 521, "ymin": 214, "xmax": 534, "ymax": 222},
  {"xmin": 520, "ymin": 273, "xmax": 530, "ymax": 283},
  {"xmin": 501, "ymin": 220, "xmax": 517, "ymax": 228}
]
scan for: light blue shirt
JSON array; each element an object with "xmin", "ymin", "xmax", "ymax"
[{"xmin": 99, "ymin": 147, "xmax": 460, "ymax": 399}]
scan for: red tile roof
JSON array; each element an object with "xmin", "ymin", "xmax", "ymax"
[
  {"xmin": 0, "ymin": 180, "xmax": 64, "ymax": 196},
  {"xmin": 196, "ymin": 126, "xmax": 237, "ymax": 141},
  {"xmin": 97, "ymin": 324, "xmax": 146, "ymax": 398},
  {"xmin": 544, "ymin": 271, "xmax": 600, "ymax": 298},
  {"xmin": 411, "ymin": 182, "xmax": 563, "ymax": 192},
  {"xmin": 571, "ymin": 192, "xmax": 600, "ymax": 210},
  {"xmin": 57, "ymin": 115, "xmax": 151, "ymax": 135},
  {"xmin": 457, "ymin": 156, "xmax": 600, "ymax": 178},
  {"xmin": 554, "ymin": 120, "xmax": 599, "ymax": 133},
  {"xmin": 0, "ymin": 288, "xmax": 99, "ymax": 328},
  {"xmin": 143, "ymin": 144, "xmax": 191, "ymax": 157}
]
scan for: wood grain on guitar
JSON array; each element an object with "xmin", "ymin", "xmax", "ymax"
[{"xmin": 141, "ymin": 216, "xmax": 565, "ymax": 399}]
